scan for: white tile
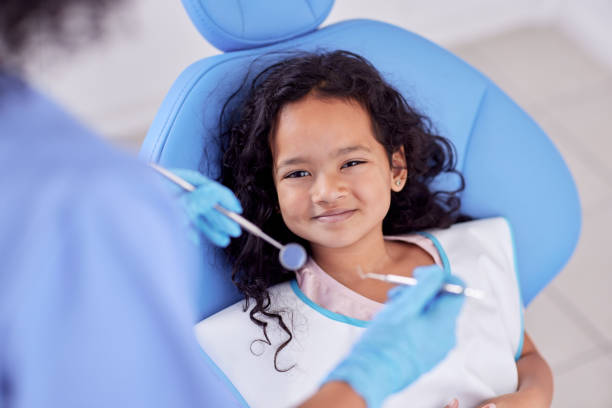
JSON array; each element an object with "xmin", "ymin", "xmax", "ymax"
[
  {"xmin": 527, "ymin": 108, "xmax": 612, "ymax": 212},
  {"xmin": 552, "ymin": 351, "xmax": 612, "ymax": 407},
  {"xmin": 550, "ymin": 205, "xmax": 612, "ymax": 342},
  {"xmin": 544, "ymin": 79, "xmax": 612, "ymax": 174},
  {"xmin": 525, "ymin": 288, "xmax": 601, "ymax": 370},
  {"xmin": 450, "ymin": 25, "xmax": 612, "ymax": 112}
]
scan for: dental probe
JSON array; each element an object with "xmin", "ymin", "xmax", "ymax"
[
  {"xmin": 361, "ymin": 271, "xmax": 484, "ymax": 300},
  {"xmin": 149, "ymin": 163, "xmax": 307, "ymax": 271}
]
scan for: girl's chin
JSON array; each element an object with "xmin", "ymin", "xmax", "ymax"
[
  {"xmin": 308, "ymin": 235, "xmax": 364, "ymax": 250},
  {"xmin": 291, "ymin": 221, "xmax": 385, "ymax": 250}
]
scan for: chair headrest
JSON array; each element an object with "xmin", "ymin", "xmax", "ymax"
[{"xmin": 181, "ymin": 0, "xmax": 335, "ymax": 52}]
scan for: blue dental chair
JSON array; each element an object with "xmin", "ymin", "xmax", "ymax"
[{"xmin": 139, "ymin": 1, "xmax": 580, "ymax": 405}]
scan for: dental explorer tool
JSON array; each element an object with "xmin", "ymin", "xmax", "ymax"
[
  {"xmin": 360, "ymin": 270, "xmax": 484, "ymax": 300},
  {"xmin": 149, "ymin": 163, "xmax": 307, "ymax": 271}
]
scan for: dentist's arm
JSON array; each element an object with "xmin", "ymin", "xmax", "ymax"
[{"xmin": 301, "ymin": 266, "xmax": 465, "ymax": 408}]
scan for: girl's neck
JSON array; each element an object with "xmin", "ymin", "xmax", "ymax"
[{"xmin": 310, "ymin": 227, "xmax": 395, "ymax": 287}]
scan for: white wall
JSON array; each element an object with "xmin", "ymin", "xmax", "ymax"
[
  {"xmin": 557, "ymin": 0, "xmax": 612, "ymax": 69},
  {"xmin": 23, "ymin": 0, "xmax": 611, "ymax": 145},
  {"xmin": 325, "ymin": 0, "xmax": 559, "ymax": 44}
]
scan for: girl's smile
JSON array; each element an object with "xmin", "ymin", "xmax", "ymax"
[{"xmin": 312, "ymin": 208, "xmax": 357, "ymax": 223}]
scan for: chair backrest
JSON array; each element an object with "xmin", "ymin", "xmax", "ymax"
[{"xmin": 140, "ymin": 0, "xmax": 581, "ymax": 321}]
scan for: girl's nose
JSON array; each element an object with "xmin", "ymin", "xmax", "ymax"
[{"xmin": 310, "ymin": 172, "xmax": 346, "ymax": 204}]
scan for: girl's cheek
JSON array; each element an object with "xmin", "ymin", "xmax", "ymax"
[{"xmin": 278, "ymin": 185, "xmax": 305, "ymax": 213}]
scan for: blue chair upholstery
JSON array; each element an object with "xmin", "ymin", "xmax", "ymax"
[{"xmin": 140, "ymin": 0, "xmax": 580, "ymax": 319}]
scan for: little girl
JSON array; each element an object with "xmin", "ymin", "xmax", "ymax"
[{"xmin": 194, "ymin": 51, "xmax": 553, "ymax": 408}]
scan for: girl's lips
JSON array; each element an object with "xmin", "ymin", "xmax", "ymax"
[{"xmin": 313, "ymin": 209, "xmax": 356, "ymax": 223}]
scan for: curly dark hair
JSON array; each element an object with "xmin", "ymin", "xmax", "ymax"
[{"xmin": 216, "ymin": 50, "xmax": 466, "ymax": 371}]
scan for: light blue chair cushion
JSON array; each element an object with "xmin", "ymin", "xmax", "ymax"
[
  {"xmin": 141, "ymin": 11, "xmax": 581, "ymax": 317},
  {"xmin": 182, "ymin": 0, "xmax": 334, "ymax": 51}
]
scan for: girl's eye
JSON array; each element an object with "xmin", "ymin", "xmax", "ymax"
[
  {"xmin": 341, "ymin": 160, "xmax": 365, "ymax": 169},
  {"xmin": 285, "ymin": 170, "xmax": 310, "ymax": 179}
]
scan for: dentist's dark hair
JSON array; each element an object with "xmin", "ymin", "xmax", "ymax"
[
  {"xmin": 0, "ymin": 0, "xmax": 122, "ymax": 75},
  {"xmin": 214, "ymin": 50, "xmax": 467, "ymax": 371}
]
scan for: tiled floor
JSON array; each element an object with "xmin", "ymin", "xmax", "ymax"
[
  {"xmin": 450, "ymin": 25, "xmax": 612, "ymax": 407},
  {"xmin": 118, "ymin": 23, "xmax": 612, "ymax": 407}
]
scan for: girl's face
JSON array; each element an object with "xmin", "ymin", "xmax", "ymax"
[{"xmin": 271, "ymin": 94, "xmax": 406, "ymax": 250}]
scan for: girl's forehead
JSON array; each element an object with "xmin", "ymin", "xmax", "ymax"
[{"xmin": 272, "ymin": 95, "xmax": 380, "ymax": 160}]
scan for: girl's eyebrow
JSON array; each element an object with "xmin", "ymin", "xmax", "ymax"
[
  {"xmin": 277, "ymin": 145, "xmax": 371, "ymax": 169},
  {"xmin": 334, "ymin": 145, "xmax": 371, "ymax": 157},
  {"xmin": 277, "ymin": 157, "xmax": 308, "ymax": 168}
]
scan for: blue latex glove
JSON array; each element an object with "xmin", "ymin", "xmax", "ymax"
[
  {"xmin": 324, "ymin": 265, "xmax": 465, "ymax": 408},
  {"xmin": 167, "ymin": 169, "xmax": 242, "ymax": 247}
]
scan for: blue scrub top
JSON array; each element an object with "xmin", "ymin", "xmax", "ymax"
[{"xmin": 0, "ymin": 76, "xmax": 245, "ymax": 407}]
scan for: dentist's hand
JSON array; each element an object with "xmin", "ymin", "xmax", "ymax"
[
  {"xmin": 324, "ymin": 265, "xmax": 465, "ymax": 408},
  {"xmin": 166, "ymin": 169, "xmax": 242, "ymax": 247}
]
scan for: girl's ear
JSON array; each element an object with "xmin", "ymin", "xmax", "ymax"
[{"xmin": 390, "ymin": 146, "xmax": 407, "ymax": 192}]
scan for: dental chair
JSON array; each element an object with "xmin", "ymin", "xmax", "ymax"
[{"xmin": 139, "ymin": 1, "xmax": 581, "ymax": 405}]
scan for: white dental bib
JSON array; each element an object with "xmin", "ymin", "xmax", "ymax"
[{"xmin": 195, "ymin": 218, "xmax": 523, "ymax": 408}]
